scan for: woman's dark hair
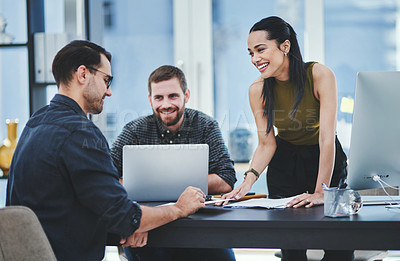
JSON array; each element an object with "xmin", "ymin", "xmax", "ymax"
[
  {"xmin": 250, "ymin": 16, "xmax": 307, "ymax": 134},
  {"xmin": 52, "ymin": 40, "xmax": 112, "ymax": 87},
  {"xmin": 148, "ymin": 65, "xmax": 187, "ymax": 94}
]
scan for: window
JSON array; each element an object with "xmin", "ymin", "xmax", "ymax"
[
  {"xmin": 94, "ymin": 0, "xmax": 174, "ymax": 142},
  {"xmin": 43, "ymin": 0, "xmax": 66, "ymax": 105},
  {"xmin": 0, "ymin": 0, "xmax": 29, "ymax": 139},
  {"xmin": 212, "ymin": 0, "xmax": 305, "ymax": 155},
  {"xmin": 325, "ymin": 0, "xmax": 400, "ymax": 152}
]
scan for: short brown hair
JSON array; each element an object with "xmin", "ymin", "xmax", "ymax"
[
  {"xmin": 52, "ymin": 40, "xmax": 111, "ymax": 87},
  {"xmin": 148, "ymin": 65, "xmax": 187, "ymax": 94}
]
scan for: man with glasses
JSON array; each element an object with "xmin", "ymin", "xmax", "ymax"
[
  {"xmin": 6, "ymin": 40, "xmax": 205, "ymax": 261},
  {"xmin": 85, "ymin": 65, "xmax": 113, "ymax": 87}
]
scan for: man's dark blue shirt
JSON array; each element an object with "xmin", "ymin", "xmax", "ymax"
[{"xmin": 6, "ymin": 94, "xmax": 142, "ymax": 261}]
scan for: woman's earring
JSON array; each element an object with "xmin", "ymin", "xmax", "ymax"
[{"xmin": 284, "ymin": 52, "xmax": 288, "ymax": 57}]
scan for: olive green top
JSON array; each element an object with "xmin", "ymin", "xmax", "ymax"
[{"xmin": 273, "ymin": 62, "xmax": 320, "ymax": 145}]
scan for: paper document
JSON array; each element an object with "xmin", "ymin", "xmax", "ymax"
[{"xmin": 223, "ymin": 195, "xmax": 298, "ymax": 209}]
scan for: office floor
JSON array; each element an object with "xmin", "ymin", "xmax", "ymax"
[{"xmin": 103, "ymin": 247, "xmax": 400, "ymax": 261}]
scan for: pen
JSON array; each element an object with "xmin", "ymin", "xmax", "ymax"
[
  {"xmin": 338, "ymin": 178, "xmax": 348, "ymax": 189},
  {"xmin": 207, "ymin": 193, "xmax": 266, "ymax": 201},
  {"xmin": 329, "ymin": 178, "xmax": 347, "ymax": 216},
  {"xmin": 211, "ymin": 192, "xmax": 256, "ymax": 199}
]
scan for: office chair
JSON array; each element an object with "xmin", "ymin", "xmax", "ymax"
[{"xmin": 0, "ymin": 206, "xmax": 57, "ymax": 261}]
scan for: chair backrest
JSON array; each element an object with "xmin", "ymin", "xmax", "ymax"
[{"xmin": 0, "ymin": 206, "xmax": 57, "ymax": 261}]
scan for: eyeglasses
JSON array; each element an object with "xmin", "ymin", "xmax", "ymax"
[{"xmin": 86, "ymin": 66, "xmax": 113, "ymax": 88}]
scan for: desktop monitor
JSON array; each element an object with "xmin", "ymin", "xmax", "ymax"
[{"xmin": 347, "ymin": 71, "xmax": 400, "ymax": 190}]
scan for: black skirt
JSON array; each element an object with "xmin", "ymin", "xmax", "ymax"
[{"xmin": 267, "ymin": 135, "xmax": 348, "ymax": 198}]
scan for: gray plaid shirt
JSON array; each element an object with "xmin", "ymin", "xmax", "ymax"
[{"xmin": 111, "ymin": 108, "xmax": 236, "ymax": 188}]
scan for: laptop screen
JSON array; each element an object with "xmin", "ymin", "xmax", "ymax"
[{"xmin": 122, "ymin": 144, "xmax": 209, "ymax": 202}]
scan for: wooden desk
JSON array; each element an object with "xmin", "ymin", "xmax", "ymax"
[{"xmin": 147, "ymin": 205, "xmax": 400, "ymax": 250}]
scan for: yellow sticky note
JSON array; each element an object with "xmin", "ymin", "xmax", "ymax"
[{"xmin": 340, "ymin": 97, "xmax": 354, "ymax": 114}]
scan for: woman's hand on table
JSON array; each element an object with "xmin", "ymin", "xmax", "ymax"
[
  {"xmin": 215, "ymin": 178, "xmax": 254, "ymax": 206},
  {"xmin": 285, "ymin": 191, "xmax": 324, "ymax": 208}
]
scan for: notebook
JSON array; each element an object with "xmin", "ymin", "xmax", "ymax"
[{"xmin": 122, "ymin": 144, "xmax": 209, "ymax": 202}]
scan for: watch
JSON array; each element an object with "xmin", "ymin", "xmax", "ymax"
[{"xmin": 244, "ymin": 168, "xmax": 260, "ymax": 180}]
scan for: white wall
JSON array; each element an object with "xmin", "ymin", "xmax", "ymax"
[{"xmin": 173, "ymin": 0, "xmax": 214, "ymax": 116}]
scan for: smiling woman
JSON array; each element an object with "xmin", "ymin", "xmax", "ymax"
[
  {"xmin": 220, "ymin": 16, "xmax": 352, "ymax": 261},
  {"xmin": 212, "ymin": 1, "xmax": 305, "ymax": 143},
  {"xmin": 248, "ymin": 30, "xmax": 290, "ymax": 80}
]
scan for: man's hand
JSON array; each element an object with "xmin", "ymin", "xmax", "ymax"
[
  {"xmin": 174, "ymin": 186, "xmax": 206, "ymax": 218},
  {"xmin": 135, "ymin": 186, "xmax": 205, "ymax": 233},
  {"xmin": 120, "ymin": 231, "xmax": 148, "ymax": 248}
]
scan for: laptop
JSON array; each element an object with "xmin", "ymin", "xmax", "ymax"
[{"xmin": 122, "ymin": 144, "xmax": 209, "ymax": 202}]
